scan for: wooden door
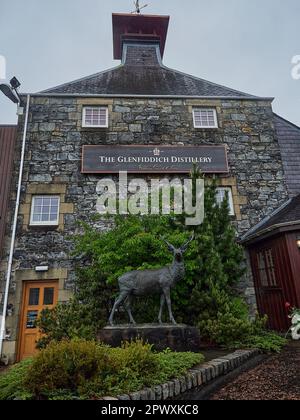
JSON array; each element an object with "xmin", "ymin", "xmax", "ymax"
[{"xmin": 18, "ymin": 281, "xmax": 58, "ymax": 361}]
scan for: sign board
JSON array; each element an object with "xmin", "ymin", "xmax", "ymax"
[{"xmin": 81, "ymin": 145, "xmax": 229, "ymax": 174}]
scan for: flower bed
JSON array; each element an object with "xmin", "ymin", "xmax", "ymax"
[{"xmin": 0, "ymin": 340, "xmax": 204, "ymax": 400}]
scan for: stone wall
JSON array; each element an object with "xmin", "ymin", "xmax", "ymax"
[{"xmin": 0, "ymin": 95, "xmax": 288, "ymax": 359}]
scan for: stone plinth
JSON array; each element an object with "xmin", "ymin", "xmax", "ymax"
[{"xmin": 98, "ymin": 324, "xmax": 201, "ymax": 352}]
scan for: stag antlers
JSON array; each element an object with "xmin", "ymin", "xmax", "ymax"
[{"xmin": 161, "ymin": 233, "xmax": 195, "ymax": 252}]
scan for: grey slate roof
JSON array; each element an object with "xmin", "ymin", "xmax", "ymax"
[
  {"xmin": 41, "ymin": 44, "xmax": 257, "ymax": 98},
  {"xmin": 241, "ymin": 194, "xmax": 300, "ymax": 242},
  {"xmin": 274, "ymin": 114, "xmax": 300, "ymax": 197}
]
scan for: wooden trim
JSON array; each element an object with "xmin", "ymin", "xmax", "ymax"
[
  {"xmin": 16, "ymin": 281, "xmax": 27, "ymax": 362},
  {"xmin": 17, "ymin": 280, "xmax": 59, "ymax": 361},
  {"xmin": 82, "ymin": 106, "xmax": 109, "ymax": 128}
]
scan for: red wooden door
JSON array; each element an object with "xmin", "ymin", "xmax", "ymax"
[{"xmin": 250, "ymin": 240, "xmax": 290, "ymax": 331}]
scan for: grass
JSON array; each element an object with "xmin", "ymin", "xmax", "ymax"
[{"xmin": 0, "ymin": 359, "xmax": 34, "ymax": 400}]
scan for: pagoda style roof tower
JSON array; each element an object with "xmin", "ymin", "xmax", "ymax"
[{"xmin": 42, "ymin": 13, "xmax": 257, "ymax": 99}]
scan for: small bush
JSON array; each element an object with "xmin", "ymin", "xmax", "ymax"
[
  {"xmin": 200, "ymin": 313, "xmax": 254, "ymax": 347},
  {"xmin": 200, "ymin": 311, "xmax": 287, "ymax": 353},
  {"xmin": 156, "ymin": 349, "xmax": 204, "ymax": 383},
  {"xmin": 24, "ymin": 340, "xmax": 109, "ymax": 397},
  {"xmin": 78, "ymin": 340, "xmax": 204, "ymax": 398},
  {"xmin": 36, "ymin": 301, "xmax": 96, "ymax": 349},
  {"xmin": 81, "ymin": 340, "xmax": 161, "ymax": 397},
  {"xmin": 0, "ymin": 359, "xmax": 33, "ymax": 400},
  {"xmin": 239, "ymin": 331, "xmax": 288, "ymax": 353}
]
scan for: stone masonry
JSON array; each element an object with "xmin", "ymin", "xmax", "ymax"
[{"xmin": 0, "ymin": 94, "xmax": 289, "ymax": 360}]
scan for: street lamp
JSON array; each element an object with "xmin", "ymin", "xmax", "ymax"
[
  {"xmin": 0, "ymin": 83, "xmax": 19, "ymax": 103},
  {"xmin": 0, "ymin": 77, "xmax": 23, "ymax": 111}
]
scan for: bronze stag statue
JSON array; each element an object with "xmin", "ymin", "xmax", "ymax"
[{"xmin": 108, "ymin": 235, "xmax": 194, "ymax": 326}]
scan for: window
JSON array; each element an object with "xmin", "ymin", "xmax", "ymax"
[
  {"xmin": 43, "ymin": 288, "xmax": 55, "ymax": 305},
  {"xmin": 193, "ymin": 108, "xmax": 218, "ymax": 128},
  {"xmin": 30, "ymin": 196, "xmax": 60, "ymax": 226},
  {"xmin": 26, "ymin": 311, "xmax": 38, "ymax": 329},
  {"xmin": 257, "ymin": 249, "xmax": 278, "ymax": 287},
  {"xmin": 29, "ymin": 288, "xmax": 40, "ymax": 306},
  {"xmin": 82, "ymin": 106, "xmax": 108, "ymax": 128},
  {"xmin": 216, "ymin": 187, "xmax": 235, "ymax": 216}
]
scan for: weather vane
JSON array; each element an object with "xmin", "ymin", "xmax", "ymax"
[{"xmin": 131, "ymin": 0, "xmax": 148, "ymax": 14}]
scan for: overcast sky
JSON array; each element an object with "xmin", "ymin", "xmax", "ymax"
[{"xmin": 0, "ymin": 0, "xmax": 299, "ymax": 125}]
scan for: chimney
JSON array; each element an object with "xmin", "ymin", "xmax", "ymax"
[{"xmin": 112, "ymin": 13, "xmax": 170, "ymax": 62}]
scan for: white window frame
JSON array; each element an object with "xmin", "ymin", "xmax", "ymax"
[
  {"xmin": 193, "ymin": 108, "xmax": 218, "ymax": 129},
  {"xmin": 82, "ymin": 106, "xmax": 109, "ymax": 128},
  {"xmin": 30, "ymin": 196, "xmax": 60, "ymax": 226},
  {"xmin": 216, "ymin": 187, "xmax": 235, "ymax": 216}
]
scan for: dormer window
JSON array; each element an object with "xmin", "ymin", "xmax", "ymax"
[
  {"xmin": 82, "ymin": 106, "xmax": 108, "ymax": 128},
  {"xmin": 193, "ymin": 108, "xmax": 218, "ymax": 129}
]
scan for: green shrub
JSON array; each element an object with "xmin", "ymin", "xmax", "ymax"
[
  {"xmin": 155, "ymin": 349, "xmax": 204, "ymax": 383},
  {"xmin": 0, "ymin": 359, "xmax": 33, "ymax": 400},
  {"xmin": 199, "ymin": 311, "xmax": 287, "ymax": 353},
  {"xmin": 110, "ymin": 340, "xmax": 159, "ymax": 379},
  {"xmin": 36, "ymin": 300, "xmax": 96, "ymax": 349},
  {"xmin": 79, "ymin": 340, "xmax": 204, "ymax": 398},
  {"xmin": 230, "ymin": 332, "xmax": 288, "ymax": 353},
  {"xmin": 200, "ymin": 313, "xmax": 253, "ymax": 347},
  {"xmin": 20, "ymin": 339, "xmax": 204, "ymax": 399},
  {"xmin": 82, "ymin": 340, "xmax": 161, "ymax": 396},
  {"xmin": 24, "ymin": 340, "xmax": 109, "ymax": 397}
]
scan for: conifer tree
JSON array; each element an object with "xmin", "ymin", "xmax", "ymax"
[{"xmin": 214, "ymin": 191, "xmax": 246, "ymax": 288}]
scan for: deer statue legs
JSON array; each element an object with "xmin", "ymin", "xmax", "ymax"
[
  {"xmin": 158, "ymin": 293, "xmax": 165, "ymax": 324},
  {"xmin": 109, "ymin": 288, "xmax": 177, "ymax": 326},
  {"xmin": 124, "ymin": 295, "xmax": 136, "ymax": 325},
  {"xmin": 109, "ymin": 292, "xmax": 137, "ymax": 326},
  {"xmin": 158, "ymin": 288, "xmax": 177, "ymax": 325},
  {"xmin": 163, "ymin": 288, "xmax": 177, "ymax": 325},
  {"xmin": 108, "ymin": 291, "xmax": 128, "ymax": 326}
]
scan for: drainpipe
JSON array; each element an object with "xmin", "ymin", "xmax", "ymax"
[{"xmin": 0, "ymin": 94, "xmax": 30, "ymax": 359}]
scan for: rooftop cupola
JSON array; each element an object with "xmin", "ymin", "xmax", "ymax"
[
  {"xmin": 43, "ymin": 10, "xmax": 255, "ymax": 98},
  {"xmin": 112, "ymin": 13, "xmax": 170, "ymax": 66}
]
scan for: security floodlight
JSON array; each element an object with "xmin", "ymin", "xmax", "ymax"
[
  {"xmin": 10, "ymin": 76, "xmax": 21, "ymax": 89},
  {"xmin": 0, "ymin": 83, "xmax": 19, "ymax": 103},
  {"xmin": 0, "ymin": 76, "xmax": 22, "ymax": 105}
]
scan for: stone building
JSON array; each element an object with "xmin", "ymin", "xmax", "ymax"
[{"xmin": 1, "ymin": 12, "xmax": 300, "ymax": 362}]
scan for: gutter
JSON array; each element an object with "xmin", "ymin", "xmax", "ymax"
[
  {"xmin": 20, "ymin": 93, "xmax": 275, "ymax": 102},
  {"xmin": 0, "ymin": 94, "xmax": 30, "ymax": 359},
  {"xmin": 240, "ymin": 220, "xmax": 300, "ymax": 245},
  {"xmin": 239, "ymin": 198, "xmax": 293, "ymax": 243}
]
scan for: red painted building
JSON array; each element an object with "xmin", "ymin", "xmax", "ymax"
[
  {"xmin": 0, "ymin": 126, "xmax": 17, "ymax": 259},
  {"xmin": 242, "ymin": 195, "xmax": 300, "ymax": 331}
]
